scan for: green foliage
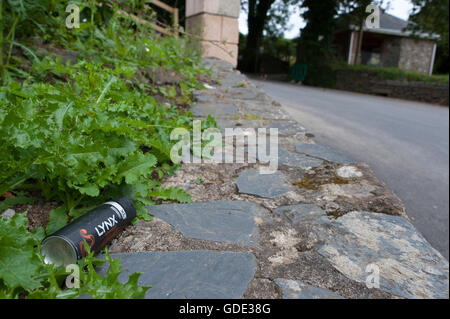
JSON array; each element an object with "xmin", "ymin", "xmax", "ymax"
[
  {"xmin": 45, "ymin": 207, "xmax": 69, "ymax": 235},
  {"xmin": 0, "ymin": 213, "xmax": 43, "ymax": 293},
  {"xmin": 0, "ymin": 3, "xmax": 208, "ymax": 209},
  {"xmin": 241, "ymin": 0, "xmax": 300, "ymax": 37},
  {"xmin": 409, "ymin": 0, "xmax": 449, "ymax": 74},
  {"xmin": 239, "ymin": 0, "xmax": 301, "ymax": 72},
  {"xmin": 0, "ymin": 192, "xmax": 36, "ymax": 211},
  {"xmin": 0, "ymin": 0, "xmax": 211, "ymax": 299},
  {"xmin": 296, "ymin": 0, "xmax": 339, "ymax": 87},
  {"xmin": 0, "ymin": 212, "xmax": 150, "ymax": 299},
  {"xmin": 340, "ymin": 63, "xmax": 449, "ymax": 84}
]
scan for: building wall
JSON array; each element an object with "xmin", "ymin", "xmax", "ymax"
[
  {"xmin": 381, "ymin": 37, "xmax": 401, "ymax": 68},
  {"xmin": 398, "ymin": 38, "xmax": 435, "ymax": 74},
  {"xmin": 185, "ymin": 0, "xmax": 240, "ymax": 67},
  {"xmin": 344, "ymin": 31, "xmax": 436, "ymax": 75}
]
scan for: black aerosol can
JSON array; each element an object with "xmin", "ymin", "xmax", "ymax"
[{"xmin": 41, "ymin": 197, "xmax": 136, "ymax": 266}]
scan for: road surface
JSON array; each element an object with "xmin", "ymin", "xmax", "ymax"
[{"xmin": 253, "ymin": 79, "xmax": 449, "ymax": 260}]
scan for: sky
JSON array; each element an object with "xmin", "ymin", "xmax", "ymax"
[{"xmin": 239, "ymin": 0, "xmax": 415, "ymax": 39}]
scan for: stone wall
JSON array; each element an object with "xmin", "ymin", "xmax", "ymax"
[
  {"xmin": 335, "ymin": 69, "xmax": 449, "ymax": 106},
  {"xmin": 398, "ymin": 38, "xmax": 435, "ymax": 75},
  {"xmin": 106, "ymin": 58, "xmax": 449, "ymax": 299}
]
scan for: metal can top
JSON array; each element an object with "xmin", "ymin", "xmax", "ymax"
[
  {"xmin": 110, "ymin": 197, "xmax": 137, "ymax": 221},
  {"xmin": 41, "ymin": 235, "xmax": 78, "ymax": 266}
]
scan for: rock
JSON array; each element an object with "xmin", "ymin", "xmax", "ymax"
[
  {"xmin": 193, "ymin": 91, "xmax": 214, "ymax": 103},
  {"xmin": 202, "ymin": 58, "xmax": 235, "ymax": 73},
  {"xmin": 325, "ymin": 202, "xmax": 340, "ymax": 214},
  {"xmin": 267, "ymin": 121, "xmax": 306, "ymax": 135},
  {"xmin": 240, "ymin": 101, "xmax": 289, "ymax": 120},
  {"xmin": 148, "ymin": 67, "xmax": 186, "ymax": 85},
  {"xmin": 273, "ymin": 204, "xmax": 328, "ymax": 225},
  {"xmin": 337, "ymin": 166, "xmax": 363, "ymax": 179},
  {"xmin": 147, "ymin": 201, "xmax": 268, "ymax": 245},
  {"xmin": 1, "ymin": 209, "xmax": 15, "ymax": 219},
  {"xmin": 275, "ymin": 279, "xmax": 345, "ymax": 299},
  {"xmin": 236, "ymin": 169, "xmax": 293, "ymax": 198},
  {"xmin": 295, "ymin": 143, "xmax": 356, "ymax": 164},
  {"xmin": 215, "ymin": 119, "xmax": 264, "ymax": 134},
  {"xmin": 277, "ymin": 147, "xmax": 323, "ymax": 169},
  {"xmin": 244, "ymin": 278, "xmax": 281, "ymax": 299},
  {"xmin": 35, "ymin": 47, "xmax": 80, "ymax": 65},
  {"xmin": 316, "ymin": 211, "xmax": 449, "ymax": 299},
  {"xmin": 96, "ymin": 251, "xmax": 257, "ymax": 299},
  {"xmin": 191, "ymin": 102, "xmax": 238, "ymax": 118},
  {"xmin": 228, "ymin": 88, "xmax": 269, "ymax": 101}
]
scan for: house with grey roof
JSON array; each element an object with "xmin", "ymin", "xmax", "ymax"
[{"xmin": 334, "ymin": 10, "xmax": 439, "ymax": 75}]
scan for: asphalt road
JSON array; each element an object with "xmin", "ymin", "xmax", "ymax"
[{"xmin": 252, "ymin": 79, "xmax": 449, "ymax": 260}]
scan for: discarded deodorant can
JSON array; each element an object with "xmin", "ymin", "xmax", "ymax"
[{"xmin": 41, "ymin": 197, "xmax": 136, "ymax": 266}]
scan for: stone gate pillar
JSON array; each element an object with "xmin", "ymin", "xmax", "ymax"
[{"xmin": 186, "ymin": 0, "xmax": 240, "ymax": 67}]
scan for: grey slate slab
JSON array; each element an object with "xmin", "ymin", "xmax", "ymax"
[
  {"xmin": 275, "ymin": 279, "xmax": 345, "ymax": 299},
  {"xmin": 191, "ymin": 102, "xmax": 238, "ymax": 118},
  {"xmin": 215, "ymin": 119, "xmax": 264, "ymax": 131},
  {"xmin": 241, "ymin": 101, "xmax": 290, "ymax": 120},
  {"xmin": 147, "ymin": 201, "xmax": 267, "ymax": 245},
  {"xmin": 295, "ymin": 143, "xmax": 356, "ymax": 164},
  {"xmin": 277, "ymin": 147, "xmax": 323, "ymax": 169},
  {"xmin": 267, "ymin": 121, "xmax": 306, "ymax": 135},
  {"xmin": 192, "ymin": 91, "xmax": 215, "ymax": 103},
  {"xmin": 97, "ymin": 251, "xmax": 257, "ymax": 299},
  {"xmin": 316, "ymin": 211, "xmax": 449, "ymax": 299},
  {"xmin": 236, "ymin": 169, "xmax": 293, "ymax": 198},
  {"xmin": 227, "ymin": 87, "xmax": 267, "ymax": 101},
  {"xmin": 273, "ymin": 204, "xmax": 328, "ymax": 225}
]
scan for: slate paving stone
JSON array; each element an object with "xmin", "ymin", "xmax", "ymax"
[
  {"xmin": 227, "ymin": 87, "xmax": 267, "ymax": 101},
  {"xmin": 191, "ymin": 102, "xmax": 238, "ymax": 118},
  {"xmin": 316, "ymin": 211, "xmax": 450, "ymax": 299},
  {"xmin": 267, "ymin": 121, "xmax": 306, "ymax": 135},
  {"xmin": 240, "ymin": 101, "xmax": 289, "ymax": 120},
  {"xmin": 214, "ymin": 120, "xmax": 305, "ymax": 138},
  {"xmin": 236, "ymin": 169, "xmax": 293, "ymax": 198},
  {"xmin": 215, "ymin": 119, "xmax": 264, "ymax": 131},
  {"xmin": 193, "ymin": 91, "xmax": 215, "ymax": 103},
  {"xmin": 273, "ymin": 204, "xmax": 328, "ymax": 225},
  {"xmin": 147, "ymin": 201, "xmax": 268, "ymax": 245},
  {"xmin": 217, "ymin": 74, "xmax": 251, "ymax": 89},
  {"xmin": 97, "ymin": 251, "xmax": 257, "ymax": 299},
  {"xmin": 277, "ymin": 147, "xmax": 323, "ymax": 169},
  {"xmin": 295, "ymin": 143, "xmax": 356, "ymax": 164},
  {"xmin": 202, "ymin": 58, "xmax": 235, "ymax": 73},
  {"xmin": 275, "ymin": 279, "xmax": 345, "ymax": 299}
]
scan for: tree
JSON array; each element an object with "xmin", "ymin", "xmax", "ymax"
[
  {"xmin": 240, "ymin": 0, "xmax": 299, "ymax": 72},
  {"xmin": 409, "ymin": 0, "xmax": 449, "ymax": 74},
  {"xmin": 296, "ymin": 0, "xmax": 339, "ymax": 86}
]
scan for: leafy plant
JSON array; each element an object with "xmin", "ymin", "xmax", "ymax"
[
  {"xmin": 0, "ymin": 0, "xmax": 214, "ymax": 299},
  {"xmin": 0, "ymin": 212, "xmax": 150, "ymax": 299},
  {"xmin": 339, "ymin": 63, "xmax": 449, "ymax": 84}
]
